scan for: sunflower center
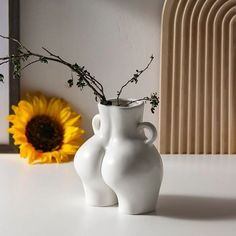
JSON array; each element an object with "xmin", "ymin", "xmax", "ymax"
[{"xmin": 26, "ymin": 115, "xmax": 63, "ymax": 152}]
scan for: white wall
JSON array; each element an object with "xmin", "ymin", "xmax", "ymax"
[
  {"xmin": 0, "ymin": 0, "xmax": 9, "ymax": 143},
  {"xmin": 20, "ymin": 0, "xmax": 164, "ymax": 139}
]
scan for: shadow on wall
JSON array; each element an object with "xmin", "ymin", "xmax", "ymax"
[
  {"xmin": 101, "ymin": 0, "xmax": 165, "ymax": 24},
  {"xmin": 155, "ymin": 194, "xmax": 236, "ymax": 220}
]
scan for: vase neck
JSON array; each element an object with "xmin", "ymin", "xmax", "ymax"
[{"xmin": 98, "ymin": 103, "xmax": 144, "ymax": 139}]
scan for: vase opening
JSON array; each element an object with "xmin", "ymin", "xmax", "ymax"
[{"xmin": 100, "ymin": 99, "xmax": 144, "ymax": 108}]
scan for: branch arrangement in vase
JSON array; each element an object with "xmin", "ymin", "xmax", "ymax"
[{"xmin": 0, "ymin": 35, "xmax": 159, "ymax": 113}]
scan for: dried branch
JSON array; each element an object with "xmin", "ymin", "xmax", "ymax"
[
  {"xmin": 127, "ymin": 93, "xmax": 159, "ymax": 113},
  {"xmin": 0, "ymin": 35, "xmax": 30, "ymax": 53},
  {"xmin": 0, "ymin": 60, "xmax": 9, "ymax": 66},
  {"xmin": 0, "ymin": 35, "xmax": 159, "ymax": 112},
  {"xmin": 116, "ymin": 55, "xmax": 154, "ymax": 105},
  {"xmin": 0, "ymin": 35, "xmax": 108, "ymax": 104},
  {"xmin": 17, "ymin": 59, "xmax": 41, "ymax": 74},
  {"xmin": 42, "ymin": 47, "xmax": 63, "ymax": 61}
]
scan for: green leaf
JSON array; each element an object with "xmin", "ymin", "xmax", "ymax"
[
  {"xmin": 76, "ymin": 78, "xmax": 86, "ymax": 90},
  {"xmin": 40, "ymin": 57, "xmax": 48, "ymax": 63},
  {"xmin": 13, "ymin": 71, "xmax": 20, "ymax": 79},
  {"xmin": 0, "ymin": 74, "xmax": 4, "ymax": 83},
  {"xmin": 148, "ymin": 92, "xmax": 160, "ymax": 114},
  {"xmin": 22, "ymin": 54, "xmax": 30, "ymax": 62},
  {"xmin": 67, "ymin": 79, "xmax": 73, "ymax": 87}
]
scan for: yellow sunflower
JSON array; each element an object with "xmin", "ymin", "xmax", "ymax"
[{"xmin": 8, "ymin": 94, "xmax": 84, "ymax": 164}]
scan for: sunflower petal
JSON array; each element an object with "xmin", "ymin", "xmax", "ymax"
[
  {"xmin": 59, "ymin": 107, "xmax": 71, "ymax": 124},
  {"xmin": 10, "ymin": 93, "xmax": 84, "ymax": 164},
  {"xmin": 64, "ymin": 115, "xmax": 81, "ymax": 127}
]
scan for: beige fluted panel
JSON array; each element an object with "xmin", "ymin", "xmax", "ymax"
[
  {"xmin": 204, "ymin": 0, "xmax": 221, "ymax": 154},
  {"xmin": 178, "ymin": 0, "xmax": 196, "ymax": 153},
  {"xmin": 159, "ymin": 0, "xmax": 236, "ymax": 154},
  {"xmin": 212, "ymin": 1, "xmax": 236, "ymax": 154},
  {"xmin": 195, "ymin": 0, "xmax": 216, "ymax": 153},
  {"xmin": 159, "ymin": 0, "xmax": 179, "ymax": 154},
  {"xmin": 221, "ymin": 8, "xmax": 236, "ymax": 153},
  {"xmin": 193, "ymin": 0, "xmax": 208, "ymax": 154},
  {"xmin": 170, "ymin": 0, "xmax": 188, "ymax": 153},
  {"xmin": 209, "ymin": 0, "xmax": 236, "ymax": 154},
  {"xmin": 229, "ymin": 16, "xmax": 236, "ymax": 153}
]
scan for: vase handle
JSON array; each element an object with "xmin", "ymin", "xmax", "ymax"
[
  {"xmin": 92, "ymin": 114, "xmax": 101, "ymax": 135},
  {"xmin": 138, "ymin": 122, "xmax": 157, "ymax": 145}
]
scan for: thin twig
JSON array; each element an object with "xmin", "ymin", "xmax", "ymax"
[
  {"xmin": 0, "ymin": 60, "xmax": 9, "ymax": 66},
  {"xmin": 0, "ymin": 35, "xmax": 30, "ymax": 53},
  {"xmin": 42, "ymin": 47, "xmax": 106, "ymax": 96},
  {"xmin": 0, "ymin": 44, "xmax": 107, "ymax": 101},
  {"xmin": 84, "ymin": 74, "xmax": 105, "ymax": 96},
  {"xmin": 0, "ymin": 54, "xmax": 31, "ymax": 61},
  {"xmin": 40, "ymin": 47, "xmax": 107, "ymax": 100},
  {"xmin": 17, "ymin": 59, "xmax": 41, "ymax": 73},
  {"xmin": 42, "ymin": 47, "xmax": 63, "ymax": 61},
  {"xmin": 0, "ymin": 35, "xmax": 157, "ymax": 109},
  {"xmin": 116, "ymin": 55, "xmax": 154, "ymax": 105}
]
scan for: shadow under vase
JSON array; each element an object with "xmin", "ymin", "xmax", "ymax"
[{"xmin": 154, "ymin": 194, "xmax": 236, "ymax": 220}]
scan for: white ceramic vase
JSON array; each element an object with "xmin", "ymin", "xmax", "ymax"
[{"xmin": 74, "ymin": 99, "xmax": 163, "ymax": 214}]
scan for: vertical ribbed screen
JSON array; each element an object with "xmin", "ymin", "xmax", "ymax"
[{"xmin": 159, "ymin": 0, "xmax": 236, "ymax": 154}]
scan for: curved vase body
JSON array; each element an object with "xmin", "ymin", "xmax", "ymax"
[
  {"xmin": 74, "ymin": 107, "xmax": 117, "ymax": 206},
  {"xmin": 74, "ymin": 100, "xmax": 163, "ymax": 214}
]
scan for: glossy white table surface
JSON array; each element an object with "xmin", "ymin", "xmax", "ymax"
[{"xmin": 0, "ymin": 154, "xmax": 235, "ymax": 236}]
